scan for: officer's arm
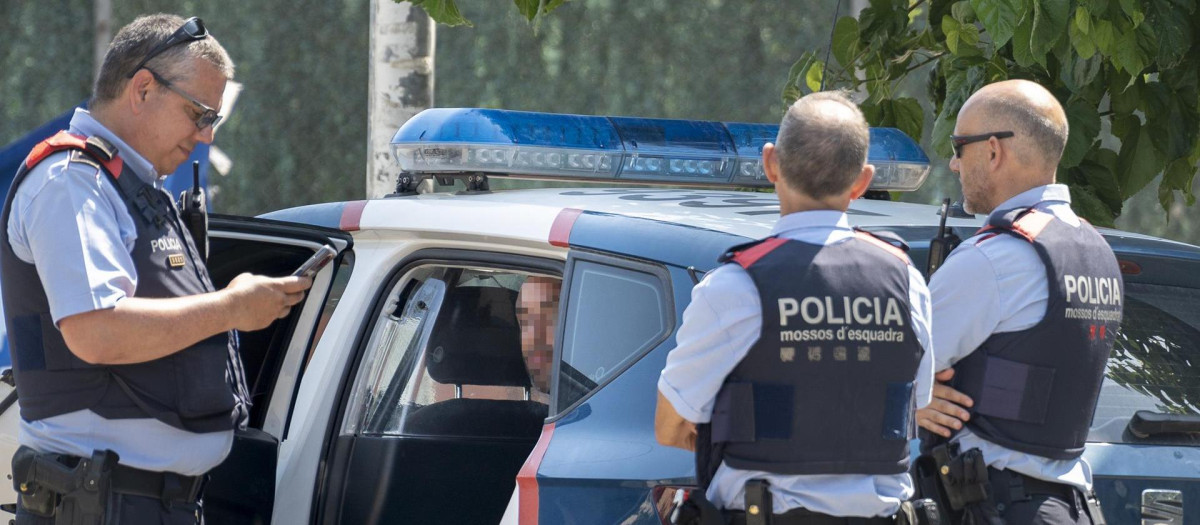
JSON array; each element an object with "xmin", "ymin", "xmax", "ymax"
[
  {"xmin": 655, "ymin": 391, "xmax": 697, "ymax": 451},
  {"xmin": 59, "ymin": 273, "xmax": 311, "ymax": 365}
]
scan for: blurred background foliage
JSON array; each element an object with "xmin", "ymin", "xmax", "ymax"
[{"xmin": 1, "ymin": 0, "xmax": 1195, "ymax": 244}]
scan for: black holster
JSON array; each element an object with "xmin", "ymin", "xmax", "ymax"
[
  {"xmin": 672, "ymin": 489, "xmax": 724, "ymax": 525},
  {"xmin": 915, "ymin": 444, "xmax": 1002, "ymax": 525},
  {"xmin": 12, "ymin": 447, "xmax": 119, "ymax": 525}
]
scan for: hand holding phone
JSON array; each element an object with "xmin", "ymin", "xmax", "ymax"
[{"xmin": 292, "ymin": 245, "xmax": 336, "ymax": 278}]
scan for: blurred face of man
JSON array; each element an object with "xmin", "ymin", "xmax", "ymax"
[
  {"xmin": 138, "ymin": 59, "xmax": 224, "ymax": 175},
  {"xmin": 516, "ymin": 277, "xmax": 561, "ymax": 393}
]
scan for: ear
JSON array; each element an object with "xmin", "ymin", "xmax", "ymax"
[
  {"xmin": 762, "ymin": 143, "xmax": 780, "ymax": 185},
  {"xmin": 987, "ymin": 134, "xmax": 1005, "ymax": 171},
  {"xmin": 847, "ymin": 164, "xmax": 876, "ymax": 200},
  {"xmin": 126, "ymin": 69, "xmax": 156, "ymax": 114}
]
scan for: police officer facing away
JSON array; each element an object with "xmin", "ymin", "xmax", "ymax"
[
  {"xmin": 655, "ymin": 91, "xmax": 935, "ymax": 524},
  {"xmin": 914, "ymin": 80, "xmax": 1120, "ymax": 524},
  {"xmin": 1, "ymin": 14, "xmax": 311, "ymax": 524}
]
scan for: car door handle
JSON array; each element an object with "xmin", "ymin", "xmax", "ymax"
[{"xmin": 1142, "ymin": 489, "xmax": 1183, "ymax": 525}]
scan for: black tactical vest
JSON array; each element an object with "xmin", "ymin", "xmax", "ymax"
[
  {"xmin": 952, "ymin": 208, "xmax": 1122, "ymax": 460},
  {"xmin": 0, "ymin": 132, "xmax": 245, "ymax": 434},
  {"xmin": 701, "ymin": 231, "xmax": 924, "ymax": 480}
]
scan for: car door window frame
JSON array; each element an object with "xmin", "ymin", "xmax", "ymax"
[
  {"xmin": 549, "ymin": 249, "xmax": 675, "ymax": 420},
  {"xmin": 331, "ymin": 249, "xmax": 564, "ymax": 439}
]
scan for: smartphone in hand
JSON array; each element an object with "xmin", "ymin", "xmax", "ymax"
[{"xmin": 292, "ymin": 245, "xmax": 336, "ymax": 278}]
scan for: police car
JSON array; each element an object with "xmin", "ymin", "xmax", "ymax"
[{"xmin": 0, "ymin": 108, "xmax": 1197, "ymax": 524}]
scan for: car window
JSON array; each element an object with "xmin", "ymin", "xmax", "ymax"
[
  {"xmin": 556, "ymin": 258, "xmax": 671, "ymax": 413},
  {"xmin": 1090, "ymin": 283, "xmax": 1200, "ymax": 443},
  {"xmin": 343, "ymin": 266, "xmax": 559, "ymax": 439}
]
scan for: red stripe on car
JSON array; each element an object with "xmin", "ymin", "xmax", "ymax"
[
  {"xmin": 517, "ymin": 422, "xmax": 556, "ymax": 524},
  {"xmin": 549, "ymin": 208, "xmax": 583, "ymax": 247},
  {"xmin": 339, "ymin": 200, "xmax": 368, "ymax": 232}
]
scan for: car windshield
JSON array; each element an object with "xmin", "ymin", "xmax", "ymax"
[{"xmin": 1089, "ymin": 283, "xmax": 1200, "ymax": 443}]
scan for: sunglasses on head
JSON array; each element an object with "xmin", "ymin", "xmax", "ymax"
[
  {"xmin": 950, "ymin": 131, "xmax": 1014, "ymax": 158},
  {"xmin": 126, "ymin": 17, "xmax": 208, "ymax": 79}
]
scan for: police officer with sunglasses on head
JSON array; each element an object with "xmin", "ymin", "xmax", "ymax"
[
  {"xmin": 913, "ymin": 80, "xmax": 1120, "ymax": 525},
  {"xmin": 1, "ymin": 14, "xmax": 311, "ymax": 524}
]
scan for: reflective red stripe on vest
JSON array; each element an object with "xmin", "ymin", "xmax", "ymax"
[
  {"xmin": 24, "ymin": 131, "xmax": 124, "ymax": 177},
  {"xmin": 730, "ymin": 237, "xmax": 788, "ymax": 269}
]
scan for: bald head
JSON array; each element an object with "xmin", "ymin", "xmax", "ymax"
[
  {"xmin": 774, "ymin": 91, "xmax": 871, "ymax": 198},
  {"xmin": 959, "ymin": 80, "xmax": 1068, "ymax": 171}
]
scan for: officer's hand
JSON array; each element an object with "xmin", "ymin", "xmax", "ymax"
[
  {"xmin": 916, "ymin": 368, "xmax": 974, "ymax": 438},
  {"xmin": 223, "ymin": 273, "xmax": 313, "ymax": 332}
]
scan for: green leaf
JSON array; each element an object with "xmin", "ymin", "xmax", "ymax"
[
  {"xmin": 1069, "ymin": 21, "xmax": 1096, "ymax": 59},
  {"xmin": 971, "ymin": 0, "xmax": 1018, "ymax": 47},
  {"xmin": 513, "ymin": 0, "xmax": 538, "ymax": 20},
  {"xmin": 1011, "ymin": 10, "xmax": 1037, "ymax": 68},
  {"xmin": 1031, "ymin": 0, "xmax": 1070, "ymax": 65},
  {"xmin": 832, "ymin": 17, "xmax": 861, "ymax": 69},
  {"xmin": 1161, "ymin": 157, "xmax": 1198, "ymax": 195},
  {"xmin": 931, "ymin": 105, "xmax": 958, "ymax": 158},
  {"xmin": 1119, "ymin": 0, "xmax": 1145, "ymax": 27},
  {"xmin": 1116, "ymin": 123, "xmax": 1165, "ymax": 197},
  {"xmin": 891, "ymin": 97, "xmax": 925, "ymax": 140},
  {"xmin": 942, "ymin": 15, "xmax": 963, "ymax": 55},
  {"xmin": 1080, "ymin": 0, "xmax": 1109, "ymax": 16},
  {"xmin": 1091, "ymin": 19, "xmax": 1115, "ymax": 55},
  {"xmin": 805, "ymin": 59, "xmax": 826, "ymax": 92},
  {"xmin": 1146, "ymin": 0, "xmax": 1193, "ymax": 68},
  {"xmin": 1111, "ymin": 114, "xmax": 1139, "ymax": 142},
  {"xmin": 782, "ymin": 52, "xmax": 819, "ymax": 105},
  {"xmin": 1069, "ymin": 53, "xmax": 1102, "ymax": 92},
  {"xmin": 1108, "ymin": 71, "xmax": 1141, "ymax": 115},
  {"xmin": 951, "ymin": 1, "xmax": 977, "ymax": 23},
  {"xmin": 1075, "ymin": 6, "xmax": 1091, "ymax": 34},
  {"xmin": 1069, "ymin": 185, "xmax": 1117, "ymax": 226},
  {"xmin": 410, "ymin": 0, "xmax": 473, "ymax": 27},
  {"xmin": 1061, "ymin": 98, "xmax": 1101, "ymax": 169},
  {"xmin": 1113, "ymin": 26, "xmax": 1147, "ymax": 74},
  {"xmin": 1077, "ymin": 150, "xmax": 1123, "ymax": 212}
]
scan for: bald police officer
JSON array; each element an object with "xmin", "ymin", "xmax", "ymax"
[
  {"xmin": 2, "ymin": 14, "xmax": 310, "ymax": 524},
  {"xmin": 915, "ymin": 80, "xmax": 1119, "ymax": 524},
  {"xmin": 655, "ymin": 91, "xmax": 935, "ymax": 524}
]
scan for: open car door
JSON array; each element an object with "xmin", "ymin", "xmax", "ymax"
[{"xmin": 184, "ymin": 214, "xmax": 353, "ymax": 524}]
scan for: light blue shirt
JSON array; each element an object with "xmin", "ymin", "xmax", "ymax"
[
  {"xmin": 929, "ymin": 183, "xmax": 1093, "ymax": 492},
  {"xmin": 8, "ymin": 109, "xmax": 232, "ymax": 475},
  {"xmin": 658, "ymin": 210, "xmax": 935, "ymax": 517}
]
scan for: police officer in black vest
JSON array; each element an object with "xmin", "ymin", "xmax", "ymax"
[
  {"xmin": 1, "ymin": 14, "xmax": 311, "ymax": 525},
  {"xmin": 914, "ymin": 80, "xmax": 1119, "ymax": 524},
  {"xmin": 655, "ymin": 91, "xmax": 936, "ymax": 525}
]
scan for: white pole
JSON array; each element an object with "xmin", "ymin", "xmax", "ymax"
[
  {"xmin": 367, "ymin": 1, "xmax": 435, "ymax": 198},
  {"xmin": 94, "ymin": 0, "xmax": 112, "ymax": 80}
]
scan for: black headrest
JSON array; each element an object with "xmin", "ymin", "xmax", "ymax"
[{"xmin": 425, "ymin": 286, "xmax": 530, "ymax": 388}]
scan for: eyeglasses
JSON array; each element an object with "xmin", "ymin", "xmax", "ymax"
[
  {"xmin": 951, "ymin": 131, "xmax": 1014, "ymax": 158},
  {"xmin": 147, "ymin": 69, "xmax": 222, "ymax": 130},
  {"xmin": 126, "ymin": 17, "xmax": 209, "ymax": 79}
]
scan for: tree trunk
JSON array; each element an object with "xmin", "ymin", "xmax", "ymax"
[
  {"xmin": 93, "ymin": 0, "xmax": 111, "ymax": 80},
  {"xmin": 367, "ymin": 1, "xmax": 435, "ymax": 198}
]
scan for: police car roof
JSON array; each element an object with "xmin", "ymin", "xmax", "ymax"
[{"xmin": 263, "ymin": 186, "xmax": 1200, "ymax": 259}]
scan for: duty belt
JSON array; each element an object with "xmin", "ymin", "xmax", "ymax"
[{"xmin": 724, "ymin": 508, "xmax": 895, "ymax": 525}]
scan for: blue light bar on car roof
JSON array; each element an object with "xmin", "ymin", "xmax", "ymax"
[{"xmin": 390, "ymin": 108, "xmax": 931, "ymax": 191}]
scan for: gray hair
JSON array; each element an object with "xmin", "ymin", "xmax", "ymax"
[
  {"xmin": 972, "ymin": 95, "xmax": 1068, "ymax": 168},
  {"xmin": 774, "ymin": 91, "xmax": 870, "ymax": 198},
  {"xmin": 91, "ymin": 14, "xmax": 234, "ymax": 106}
]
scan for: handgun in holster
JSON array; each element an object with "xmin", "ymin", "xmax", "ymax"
[
  {"xmin": 925, "ymin": 444, "xmax": 1004, "ymax": 525},
  {"xmin": 178, "ymin": 161, "xmax": 209, "ymax": 263},
  {"xmin": 12, "ymin": 447, "xmax": 119, "ymax": 525}
]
